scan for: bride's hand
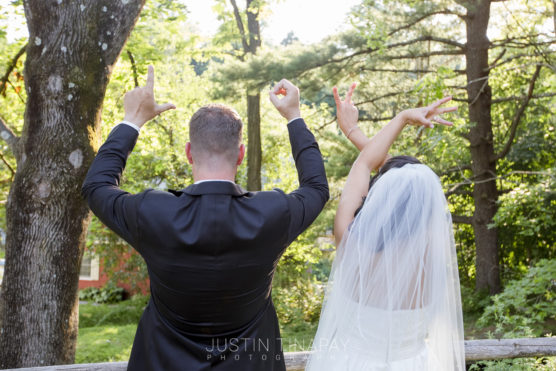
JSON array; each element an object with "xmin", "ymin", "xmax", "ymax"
[
  {"xmin": 333, "ymin": 83, "xmax": 370, "ymax": 151},
  {"xmin": 333, "ymin": 83, "xmax": 359, "ymax": 136},
  {"xmin": 401, "ymin": 96, "xmax": 457, "ymax": 128}
]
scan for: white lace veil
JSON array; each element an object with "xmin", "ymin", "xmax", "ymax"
[{"xmin": 307, "ymin": 164, "xmax": 465, "ymax": 370}]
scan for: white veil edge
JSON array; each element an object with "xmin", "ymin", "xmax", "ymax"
[{"xmin": 306, "ymin": 164, "xmax": 465, "ymax": 371}]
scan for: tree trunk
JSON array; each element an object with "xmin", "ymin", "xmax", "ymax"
[
  {"xmin": 0, "ymin": 0, "xmax": 144, "ymax": 367},
  {"xmin": 464, "ymin": 0, "xmax": 501, "ymax": 294},
  {"xmin": 246, "ymin": 93, "xmax": 261, "ymax": 190},
  {"xmin": 229, "ymin": 0, "xmax": 263, "ymax": 190},
  {"xmin": 245, "ymin": 0, "xmax": 262, "ymax": 191}
]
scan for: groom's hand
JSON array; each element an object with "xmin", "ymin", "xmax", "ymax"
[
  {"xmin": 123, "ymin": 65, "xmax": 176, "ymax": 128},
  {"xmin": 269, "ymin": 79, "xmax": 301, "ymax": 121}
]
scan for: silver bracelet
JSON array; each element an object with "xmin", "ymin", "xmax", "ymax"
[{"xmin": 346, "ymin": 125, "xmax": 359, "ymax": 139}]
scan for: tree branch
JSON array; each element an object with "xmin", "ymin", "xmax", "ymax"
[
  {"xmin": 229, "ymin": 0, "xmax": 249, "ymax": 54},
  {"xmin": 441, "ymin": 163, "xmax": 472, "ymax": 175},
  {"xmin": 493, "ymin": 65, "xmax": 542, "ymax": 161},
  {"xmin": 386, "ymin": 49, "xmax": 465, "ymax": 60},
  {"xmin": 126, "ymin": 50, "xmax": 139, "ymax": 88},
  {"xmin": 445, "ymin": 189, "xmax": 473, "ymax": 197},
  {"xmin": 445, "ymin": 180, "xmax": 473, "ymax": 197},
  {"xmin": 322, "ymin": 37, "xmax": 464, "ymax": 67},
  {"xmin": 407, "ymin": 35, "xmax": 465, "ymax": 49},
  {"xmin": 489, "ymin": 48, "xmax": 506, "ymax": 69},
  {"xmin": 0, "ymin": 43, "xmax": 27, "ymax": 97},
  {"xmin": 359, "ymin": 115, "xmax": 396, "ymax": 123},
  {"xmin": 0, "ymin": 150, "xmax": 15, "ymax": 179},
  {"xmin": 451, "ymin": 214, "xmax": 473, "ymax": 224},
  {"xmin": 491, "ymin": 92, "xmax": 556, "ymax": 104},
  {"xmin": 356, "ymin": 92, "xmax": 405, "ymax": 106},
  {"xmin": 316, "ymin": 117, "xmax": 336, "ymax": 132},
  {"xmin": 7, "ymin": 79, "xmax": 25, "ymax": 104},
  {"xmin": 360, "ymin": 67, "xmax": 466, "ymax": 74},
  {"xmin": 486, "ymin": 52, "xmax": 553, "ymax": 71},
  {"xmin": 374, "ymin": 35, "xmax": 465, "ymax": 52},
  {"xmin": 491, "ymin": 35, "xmax": 556, "ymax": 48},
  {"xmin": 386, "ymin": 10, "xmax": 464, "ymax": 38},
  {"xmin": 0, "ymin": 115, "xmax": 20, "ymax": 153}
]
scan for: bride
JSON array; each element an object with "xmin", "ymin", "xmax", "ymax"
[{"xmin": 306, "ymin": 84, "xmax": 465, "ymax": 370}]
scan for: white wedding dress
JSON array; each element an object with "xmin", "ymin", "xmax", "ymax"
[
  {"xmin": 306, "ymin": 164, "xmax": 465, "ymax": 371},
  {"xmin": 307, "ymin": 301, "xmax": 434, "ymax": 370}
]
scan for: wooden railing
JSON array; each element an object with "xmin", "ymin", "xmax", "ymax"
[{"xmin": 3, "ymin": 338, "xmax": 555, "ymax": 371}]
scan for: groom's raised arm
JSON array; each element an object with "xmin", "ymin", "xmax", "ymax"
[
  {"xmin": 82, "ymin": 66, "xmax": 175, "ymax": 247},
  {"xmin": 82, "ymin": 124, "xmax": 144, "ymax": 246},
  {"xmin": 269, "ymin": 79, "xmax": 329, "ymax": 244}
]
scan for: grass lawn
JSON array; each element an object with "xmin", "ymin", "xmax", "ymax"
[
  {"xmin": 77, "ymin": 324, "xmax": 137, "ymax": 363},
  {"xmin": 76, "ymin": 296, "xmax": 147, "ymax": 363}
]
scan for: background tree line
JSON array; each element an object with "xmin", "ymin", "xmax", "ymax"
[{"xmin": 0, "ymin": 0, "xmax": 554, "ymax": 368}]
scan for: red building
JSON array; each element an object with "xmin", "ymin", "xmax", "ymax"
[{"xmin": 78, "ymin": 254, "xmax": 149, "ymax": 295}]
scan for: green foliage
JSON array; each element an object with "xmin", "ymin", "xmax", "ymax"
[
  {"xmin": 0, "ymin": 3, "xmax": 26, "ymax": 244},
  {"xmin": 79, "ymin": 296, "xmax": 148, "ymax": 328},
  {"xmin": 272, "ymin": 277, "xmax": 325, "ymax": 325},
  {"xmin": 469, "ymin": 357, "xmax": 556, "ymax": 371},
  {"xmin": 79, "ymin": 285, "xmax": 125, "ymax": 304},
  {"xmin": 477, "ymin": 259, "xmax": 556, "ymax": 338},
  {"xmin": 76, "ymin": 297, "xmax": 149, "ymax": 362},
  {"xmin": 460, "ymin": 284, "xmax": 492, "ymax": 316},
  {"xmin": 494, "ymin": 172, "xmax": 556, "ymax": 278}
]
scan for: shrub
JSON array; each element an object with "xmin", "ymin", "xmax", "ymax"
[
  {"xmin": 477, "ymin": 259, "xmax": 556, "ymax": 338},
  {"xmin": 469, "ymin": 357, "xmax": 556, "ymax": 370},
  {"xmin": 460, "ymin": 284, "xmax": 492, "ymax": 315},
  {"xmin": 79, "ymin": 295, "xmax": 148, "ymax": 328},
  {"xmin": 273, "ymin": 278, "xmax": 324, "ymax": 325},
  {"xmin": 79, "ymin": 284, "xmax": 125, "ymax": 304}
]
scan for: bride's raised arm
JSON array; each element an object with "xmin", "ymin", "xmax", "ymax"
[{"xmin": 333, "ymin": 84, "xmax": 456, "ymax": 245}]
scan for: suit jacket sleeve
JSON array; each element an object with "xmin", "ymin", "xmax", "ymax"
[
  {"xmin": 283, "ymin": 118, "xmax": 329, "ymax": 245},
  {"xmin": 81, "ymin": 124, "xmax": 145, "ymax": 247}
]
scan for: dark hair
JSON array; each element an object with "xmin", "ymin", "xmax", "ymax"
[
  {"xmin": 354, "ymin": 155, "xmax": 422, "ymax": 217},
  {"xmin": 189, "ymin": 104, "xmax": 243, "ymax": 163}
]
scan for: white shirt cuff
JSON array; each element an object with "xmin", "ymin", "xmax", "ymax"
[
  {"xmin": 287, "ymin": 117, "xmax": 302, "ymax": 124},
  {"xmin": 119, "ymin": 120, "xmax": 141, "ymax": 132}
]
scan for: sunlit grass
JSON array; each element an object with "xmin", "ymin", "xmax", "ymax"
[
  {"xmin": 76, "ymin": 324, "xmax": 136, "ymax": 363},
  {"xmin": 280, "ymin": 322, "xmax": 318, "ymax": 352}
]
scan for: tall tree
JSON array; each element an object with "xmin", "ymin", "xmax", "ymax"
[
  {"xmin": 460, "ymin": 0, "xmax": 500, "ymax": 293},
  {"xmin": 0, "ymin": 0, "xmax": 145, "ymax": 367},
  {"xmin": 214, "ymin": 0, "xmax": 265, "ymax": 190}
]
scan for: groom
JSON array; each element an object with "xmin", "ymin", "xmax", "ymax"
[{"xmin": 81, "ymin": 66, "xmax": 329, "ymax": 370}]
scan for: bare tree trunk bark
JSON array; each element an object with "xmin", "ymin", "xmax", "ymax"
[
  {"xmin": 464, "ymin": 0, "xmax": 501, "ymax": 294},
  {"xmin": 245, "ymin": 1, "xmax": 262, "ymax": 190},
  {"xmin": 0, "ymin": 0, "xmax": 145, "ymax": 367},
  {"xmin": 230, "ymin": 0, "xmax": 263, "ymax": 190},
  {"xmin": 246, "ymin": 93, "xmax": 261, "ymax": 190}
]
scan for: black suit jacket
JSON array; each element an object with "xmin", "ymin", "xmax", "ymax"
[{"xmin": 82, "ymin": 119, "xmax": 329, "ymax": 370}]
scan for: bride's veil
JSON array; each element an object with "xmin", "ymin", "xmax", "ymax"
[{"xmin": 307, "ymin": 164, "xmax": 465, "ymax": 370}]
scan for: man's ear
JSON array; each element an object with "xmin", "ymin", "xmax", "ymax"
[
  {"xmin": 237, "ymin": 143, "xmax": 245, "ymax": 166},
  {"xmin": 185, "ymin": 142, "xmax": 193, "ymax": 164}
]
